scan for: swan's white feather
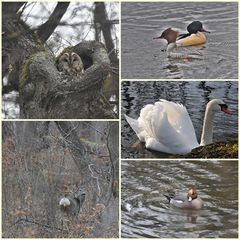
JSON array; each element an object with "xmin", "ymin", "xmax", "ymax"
[{"xmin": 125, "ymin": 100, "xmax": 199, "ymax": 154}]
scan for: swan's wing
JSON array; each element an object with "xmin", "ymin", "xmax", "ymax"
[
  {"xmin": 149, "ymin": 102, "xmax": 191, "ymax": 151},
  {"xmin": 141, "ymin": 100, "xmax": 198, "ymax": 153},
  {"xmin": 133, "ymin": 102, "xmax": 191, "ymax": 154},
  {"xmin": 125, "ymin": 100, "xmax": 199, "ymax": 154},
  {"xmin": 124, "ymin": 114, "xmax": 145, "ymax": 142},
  {"xmin": 155, "ymin": 100, "xmax": 198, "ymax": 148}
]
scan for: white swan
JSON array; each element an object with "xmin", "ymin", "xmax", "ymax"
[{"xmin": 125, "ymin": 99, "xmax": 231, "ymax": 154}]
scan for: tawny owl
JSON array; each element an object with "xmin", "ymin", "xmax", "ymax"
[{"xmin": 57, "ymin": 52, "xmax": 84, "ymax": 76}]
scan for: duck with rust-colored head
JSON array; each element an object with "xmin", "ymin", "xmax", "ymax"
[
  {"xmin": 153, "ymin": 27, "xmax": 179, "ymax": 56},
  {"xmin": 164, "ymin": 188, "xmax": 204, "ymax": 210}
]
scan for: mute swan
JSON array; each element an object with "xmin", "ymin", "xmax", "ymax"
[{"xmin": 125, "ymin": 99, "xmax": 231, "ymax": 154}]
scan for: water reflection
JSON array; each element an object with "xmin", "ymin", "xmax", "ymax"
[
  {"xmin": 121, "ymin": 160, "xmax": 238, "ymax": 238},
  {"xmin": 121, "ymin": 2, "xmax": 238, "ymax": 79},
  {"xmin": 121, "ymin": 81, "xmax": 238, "ymax": 158}
]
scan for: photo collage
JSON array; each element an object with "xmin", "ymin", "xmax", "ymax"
[{"xmin": 1, "ymin": 1, "xmax": 239, "ymax": 238}]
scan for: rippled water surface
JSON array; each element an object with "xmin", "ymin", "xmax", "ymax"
[
  {"xmin": 121, "ymin": 160, "xmax": 238, "ymax": 238},
  {"xmin": 121, "ymin": 81, "xmax": 238, "ymax": 158},
  {"xmin": 121, "ymin": 2, "xmax": 238, "ymax": 79}
]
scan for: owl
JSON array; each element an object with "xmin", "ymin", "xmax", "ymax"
[{"xmin": 57, "ymin": 52, "xmax": 84, "ymax": 76}]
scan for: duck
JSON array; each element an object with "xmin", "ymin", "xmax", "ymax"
[
  {"xmin": 153, "ymin": 21, "xmax": 210, "ymax": 57},
  {"xmin": 164, "ymin": 188, "xmax": 204, "ymax": 210},
  {"xmin": 153, "ymin": 28, "xmax": 179, "ymax": 57},
  {"xmin": 124, "ymin": 99, "xmax": 231, "ymax": 155},
  {"xmin": 177, "ymin": 21, "xmax": 210, "ymax": 47}
]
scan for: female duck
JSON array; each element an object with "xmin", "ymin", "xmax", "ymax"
[
  {"xmin": 164, "ymin": 188, "xmax": 204, "ymax": 210},
  {"xmin": 125, "ymin": 99, "xmax": 231, "ymax": 155}
]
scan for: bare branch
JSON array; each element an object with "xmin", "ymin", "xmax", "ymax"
[
  {"xmin": 55, "ymin": 121, "xmax": 88, "ymax": 172},
  {"xmin": 13, "ymin": 216, "xmax": 62, "ymax": 231},
  {"xmin": 37, "ymin": 2, "xmax": 70, "ymax": 43},
  {"xmin": 2, "ymin": 2, "xmax": 27, "ymax": 16},
  {"xmin": 88, "ymin": 164, "xmax": 101, "ymax": 196},
  {"xmin": 93, "ymin": 2, "xmax": 118, "ymax": 64}
]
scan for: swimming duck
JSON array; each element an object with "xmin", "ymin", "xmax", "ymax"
[
  {"xmin": 124, "ymin": 99, "xmax": 231, "ymax": 154},
  {"xmin": 153, "ymin": 28, "xmax": 179, "ymax": 57},
  {"xmin": 153, "ymin": 21, "xmax": 210, "ymax": 57},
  {"xmin": 177, "ymin": 21, "xmax": 210, "ymax": 47},
  {"xmin": 164, "ymin": 188, "xmax": 204, "ymax": 210}
]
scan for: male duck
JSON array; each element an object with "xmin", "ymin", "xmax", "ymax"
[
  {"xmin": 177, "ymin": 21, "xmax": 210, "ymax": 47},
  {"xmin": 164, "ymin": 188, "xmax": 204, "ymax": 210},
  {"xmin": 153, "ymin": 21, "xmax": 210, "ymax": 57}
]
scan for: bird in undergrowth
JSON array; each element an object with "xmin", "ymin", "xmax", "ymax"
[{"xmin": 59, "ymin": 188, "xmax": 86, "ymax": 219}]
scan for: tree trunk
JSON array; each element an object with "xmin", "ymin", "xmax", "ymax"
[
  {"xmin": 93, "ymin": 2, "xmax": 119, "ymax": 113},
  {"xmin": 2, "ymin": 4, "xmax": 42, "ymax": 91},
  {"xmin": 107, "ymin": 122, "xmax": 119, "ymax": 199},
  {"xmin": 19, "ymin": 41, "xmax": 115, "ymax": 119},
  {"xmin": 94, "ymin": 2, "xmax": 118, "ymax": 64}
]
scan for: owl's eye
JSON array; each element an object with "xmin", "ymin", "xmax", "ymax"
[
  {"xmin": 73, "ymin": 58, "xmax": 78, "ymax": 62},
  {"xmin": 64, "ymin": 59, "xmax": 68, "ymax": 62}
]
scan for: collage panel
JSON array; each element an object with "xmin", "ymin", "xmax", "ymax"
[
  {"xmin": 121, "ymin": 160, "xmax": 238, "ymax": 238},
  {"xmin": 121, "ymin": 2, "xmax": 238, "ymax": 79},
  {"xmin": 2, "ymin": 2, "xmax": 119, "ymax": 119},
  {"xmin": 1, "ymin": 1, "xmax": 240, "ymax": 239},
  {"xmin": 2, "ymin": 121, "xmax": 119, "ymax": 238},
  {"xmin": 121, "ymin": 81, "xmax": 238, "ymax": 159},
  {"xmin": 120, "ymin": 1, "xmax": 239, "ymax": 239}
]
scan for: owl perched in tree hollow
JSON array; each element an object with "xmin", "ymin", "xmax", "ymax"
[{"xmin": 57, "ymin": 52, "xmax": 84, "ymax": 76}]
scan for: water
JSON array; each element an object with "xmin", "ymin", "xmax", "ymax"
[
  {"xmin": 121, "ymin": 160, "xmax": 238, "ymax": 238},
  {"xmin": 121, "ymin": 2, "xmax": 238, "ymax": 79},
  {"xmin": 121, "ymin": 81, "xmax": 238, "ymax": 158}
]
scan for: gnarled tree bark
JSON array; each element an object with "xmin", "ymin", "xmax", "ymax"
[
  {"xmin": 3, "ymin": 3, "xmax": 117, "ymax": 119},
  {"xmin": 20, "ymin": 41, "xmax": 115, "ymax": 119}
]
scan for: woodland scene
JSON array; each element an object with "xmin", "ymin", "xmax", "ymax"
[{"xmin": 2, "ymin": 121, "xmax": 119, "ymax": 237}]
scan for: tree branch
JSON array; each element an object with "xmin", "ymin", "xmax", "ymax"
[
  {"xmin": 94, "ymin": 2, "xmax": 118, "ymax": 64},
  {"xmin": 55, "ymin": 121, "xmax": 88, "ymax": 172},
  {"xmin": 2, "ymin": 2, "xmax": 27, "ymax": 16},
  {"xmin": 37, "ymin": 2, "xmax": 70, "ymax": 43}
]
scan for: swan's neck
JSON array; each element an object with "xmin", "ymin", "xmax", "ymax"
[{"xmin": 200, "ymin": 107, "xmax": 215, "ymax": 146}]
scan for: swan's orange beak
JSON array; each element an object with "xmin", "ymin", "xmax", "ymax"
[{"xmin": 221, "ymin": 106, "xmax": 232, "ymax": 115}]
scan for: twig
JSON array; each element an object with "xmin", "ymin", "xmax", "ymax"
[
  {"xmin": 88, "ymin": 164, "xmax": 101, "ymax": 196},
  {"xmin": 12, "ymin": 216, "xmax": 63, "ymax": 231}
]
